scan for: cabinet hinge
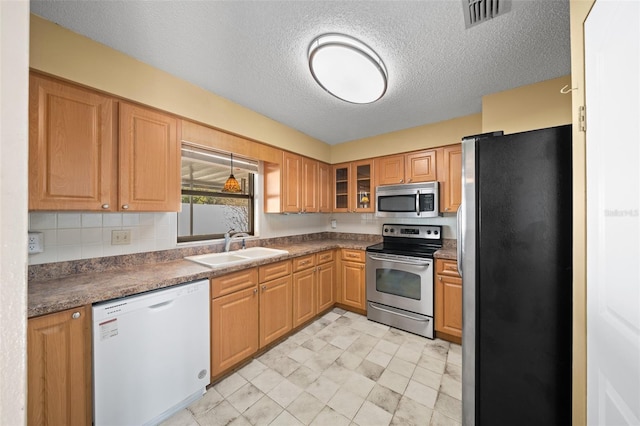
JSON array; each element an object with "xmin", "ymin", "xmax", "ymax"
[{"xmin": 578, "ymin": 105, "xmax": 586, "ymax": 132}]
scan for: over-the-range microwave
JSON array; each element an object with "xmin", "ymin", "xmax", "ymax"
[{"xmin": 375, "ymin": 181, "xmax": 440, "ymax": 218}]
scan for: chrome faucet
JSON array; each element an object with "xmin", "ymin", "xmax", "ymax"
[{"xmin": 224, "ymin": 229, "xmax": 250, "ymax": 252}]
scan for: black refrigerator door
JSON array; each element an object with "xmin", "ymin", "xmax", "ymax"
[{"xmin": 476, "ymin": 125, "xmax": 572, "ymax": 425}]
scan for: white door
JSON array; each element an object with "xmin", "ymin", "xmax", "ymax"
[{"xmin": 585, "ymin": 1, "xmax": 640, "ymax": 424}]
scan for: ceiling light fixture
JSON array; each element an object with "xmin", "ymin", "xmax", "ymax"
[
  {"xmin": 308, "ymin": 33, "xmax": 388, "ymax": 104},
  {"xmin": 222, "ymin": 153, "xmax": 242, "ymax": 193}
]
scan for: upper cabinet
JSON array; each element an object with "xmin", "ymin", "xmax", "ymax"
[
  {"xmin": 436, "ymin": 144, "xmax": 462, "ymax": 213},
  {"xmin": 376, "ymin": 149, "xmax": 437, "ymax": 186},
  {"xmin": 29, "ymin": 73, "xmax": 181, "ymax": 212},
  {"xmin": 29, "ymin": 74, "xmax": 116, "ymax": 211},
  {"xmin": 118, "ymin": 102, "xmax": 180, "ymax": 212},
  {"xmin": 265, "ymin": 151, "xmax": 331, "ymax": 214},
  {"xmin": 333, "ymin": 159, "xmax": 374, "ymax": 213}
]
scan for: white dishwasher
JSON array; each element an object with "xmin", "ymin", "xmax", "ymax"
[{"xmin": 92, "ymin": 279, "xmax": 210, "ymax": 426}]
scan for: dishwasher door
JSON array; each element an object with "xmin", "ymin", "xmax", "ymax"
[{"xmin": 92, "ymin": 279, "xmax": 210, "ymax": 426}]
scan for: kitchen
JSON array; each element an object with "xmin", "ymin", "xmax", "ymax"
[{"xmin": 2, "ymin": 2, "xmax": 636, "ymax": 426}]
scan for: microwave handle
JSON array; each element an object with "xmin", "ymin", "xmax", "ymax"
[{"xmin": 415, "ymin": 191, "xmax": 420, "ymax": 216}]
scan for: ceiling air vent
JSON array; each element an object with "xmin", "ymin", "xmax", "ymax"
[{"xmin": 462, "ymin": 0, "xmax": 512, "ymax": 29}]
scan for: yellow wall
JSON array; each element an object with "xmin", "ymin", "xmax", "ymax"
[
  {"xmin": 330, "ymin": 114, "xmax": 482, "ymax": 163},
  {"xmin": 569, "ymin": 1, "xmax": 595, "ymax": 425},
  {"xmin": 29, "ymin": 14, "xmax": 332, "ymax": 163},
  {"xmin": 482, "ymin": 75, "xmax": 573, "ymax": 134}
]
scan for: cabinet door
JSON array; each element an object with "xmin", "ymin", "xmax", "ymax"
[
  {"xmin": 282, "ymin": 151, "xmax": 302, "ymax": 213},
  {"xmin": 333, "ymin": 163, "xmax": 350, "ymax": 212},
  {"xmin": 28, "ymin": 306, "xmax": 91, "ymax": 426},
  {"xmin": 119, "ymin": 102, "xmax": 180, "ymax": 211},
  {"xmin": 211, "ymin": 286, "xmax": 259, "ymax": 377},
  {"xmin": 406, "ymin": 150, "xmax": 437, "ymax": 183},
  {"xmin": 29, "ymin": 74, "xmax": 116, "ymax": 211},
  {"xmin": 259, "ymin": 276, "xmax": 293, "ymax": 348},
  {"xmin": 292, "ymin": 268, "xmax": 317, "ymax": 327},
  {"xmin": 340, "ymin": 260, "xmax": 366, "ymax": 311},
  {"xmin": 352, "ymin": 160, "xmax": 374, "ymax": 212},
  {"xmin": 376, "ymin": 155, "xmax": 405, "ymax": 185},
  {"xmin": 441, "ymin": 145, "xmax": 462, "ymax": 213},
  {"xmin": 318, "ymin": 162, "xmax": 333, "ymax": 213},
  {"xmin": 302, "ymin": 157, "xmax": 318, "ymax": 213},
  {"xmin": 317, "ymin": 261, "xmax": 336, "ymax": 313},
  {"xmin": 435, "ymin": 274, "xmax": 462, "ymax": 338}
]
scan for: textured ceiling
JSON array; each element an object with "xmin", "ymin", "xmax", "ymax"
[{"xmin": 30, "ymin": 0, "xmax": 571, "ymax": 145}]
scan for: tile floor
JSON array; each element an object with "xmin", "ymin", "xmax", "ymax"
[{"xmin": 161, "ymin": 308, "xmax": 462, "ymax": 426}]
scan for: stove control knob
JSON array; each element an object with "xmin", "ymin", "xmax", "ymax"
[
  {"xmin": 426, "ymin": 230, "xmax": 432, "ymax": 235},
  {"xmin": 383, "ymin": 228, "xmax": 389, "ymax": 233},
  {"xmin": 434, "ymin": 230, "xmax": 439, "ymax": 235}
]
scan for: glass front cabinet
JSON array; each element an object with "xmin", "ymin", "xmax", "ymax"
[{"xmin": 333, "ymin": 160, "xmax": 374, "ymax": 213}]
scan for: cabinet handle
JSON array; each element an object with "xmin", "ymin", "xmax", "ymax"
[
  {"xmin": 407, "ymin": 178, "xmax": 412, "ymax": 183},
  {"xmin": 71, "ymin": 312, "xmax": 81, "ymax": 319},
  {"xmin": 445, "ymin": 207, "xmax": 450, "ymax": 211},
  {"xmin": 122, "ymin": 204, "xmax": 129, "ymax": 210},
  {"xmin": 101, "ymin": 204, "xmax": 110, "ymax": 209},
  {"xmin": 439, "ymin": 277, "xmax": 442, "ymax": 281},
  {"xmin": 400, "ymin": 179, "xmax": 404, "ymax": 183},
  {"xmin": 262, "ymin": 285, "xmax": 266, "ymax": 291},
  {"xmin": 360, "ymin": 265, "xmax": 364, "ymax": 270}
]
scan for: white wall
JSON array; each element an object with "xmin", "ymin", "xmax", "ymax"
[{"xmin": 0, "ymin": 0, "xmax": 29, "ymax": 423}]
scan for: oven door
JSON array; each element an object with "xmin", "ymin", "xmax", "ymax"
[{"xmin": 366, "ymin": 252, "xmax": 433, "ymax": 316}]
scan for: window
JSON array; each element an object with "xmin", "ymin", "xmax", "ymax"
[{"xmin": 178, "ymin": 144, "xmax": 257, "ymax": 243}]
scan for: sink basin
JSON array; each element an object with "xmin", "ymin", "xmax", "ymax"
[{"xmin": 185, "ymin": 247, "xmax": 289, "ymax": 268}]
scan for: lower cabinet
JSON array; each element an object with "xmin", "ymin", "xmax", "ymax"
[
  {"xmin": 435, "ymin": 258, "xmax": 463, "ymax": 343},
  {"xmin": 338, "ymin": 249, "xmax": 367, "ymax": 312},
  {"xmin": 292, "ymin": 254, "xmax": 317, "ymax": 328},
  {"xmin": 27, "ymin": 306, "xmax": 92, "ymax": 426},
  {"xmin": 316, "ymin": 250, "xmax": 336, "ymax": 313},
  {"xmin": 259, "ymin": 260, "xmax": 293, "ymax": 348},
  {"xmin": 211, "ymin": 269, "xmax": 259, "ymax": 378}
]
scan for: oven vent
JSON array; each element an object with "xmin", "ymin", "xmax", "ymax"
[{"xmin": 462, "ymin": 0, "xmax": 512, "ymax": 29}]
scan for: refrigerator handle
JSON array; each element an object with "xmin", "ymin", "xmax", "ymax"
[{"xmin": 456, "ymin": 205, "xmax": 463, "ymax": 277}]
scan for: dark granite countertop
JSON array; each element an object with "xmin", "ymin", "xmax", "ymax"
[{"xmin": 28, "ymin": 234, "xmax": 378, "ymax": 318}]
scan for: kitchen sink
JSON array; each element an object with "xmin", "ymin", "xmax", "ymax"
[{"xmin": 184, "ymin": 247, "xmax": 289, "ymax": 268}]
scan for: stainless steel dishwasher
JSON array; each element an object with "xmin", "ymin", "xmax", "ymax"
[{"xmin": 92, "ymin": 279, "xmax": 210, "ymax": 425}]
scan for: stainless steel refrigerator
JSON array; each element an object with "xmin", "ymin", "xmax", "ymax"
[{"xmin": 458, "ymin": 125, "xmax": 572, "ymax": 425}]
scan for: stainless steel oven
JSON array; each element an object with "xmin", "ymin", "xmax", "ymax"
[{"xmin": 366, "ymin": 224, "xmax": 442, "ymax": 339}]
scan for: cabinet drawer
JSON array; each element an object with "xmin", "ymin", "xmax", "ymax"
[
  {"xmin": 259, "ymin": 260, "xmax": 292, "ymax": 282},
  {"xmin": 341, "ymin": 249, "xmax": 365, "ymax": 263},
  {"xmin": 211, "ymin": 268, "xmax": 258, "ymax": 298},
  {"xmin": 436, "ymin": 258, "xmax": 460, "ymax": 278},
  {"xmin": 317, "ymin": 250, "xmax": 335, "ymax": 265},
  {"xmin": 293, "ymin": 254, "xmax": 316, "ymax": 272}
]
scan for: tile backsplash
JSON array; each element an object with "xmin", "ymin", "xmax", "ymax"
[{"xmin": 28, "ymin": 212, "xmax": 178, "ymax": 265}]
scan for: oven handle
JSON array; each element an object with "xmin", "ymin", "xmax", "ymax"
[
  {"xmin": 368, "ymin": 303, "xmax": 431, "ymax": 322},
  {"xmin": 367, "ymin": 255, "xmax": 431, "ymax": 267}
]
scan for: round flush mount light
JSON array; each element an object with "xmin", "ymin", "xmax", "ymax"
[{"xmin": 308, "ymin": 33, "xmax": 388, "ymax": 104}]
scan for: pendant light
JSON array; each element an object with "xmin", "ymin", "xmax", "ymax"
[{"xmin": 222, "ymin": 153, "xmax": 242, "ymax": 193}]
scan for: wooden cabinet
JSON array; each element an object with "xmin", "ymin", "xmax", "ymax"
[
  {"xmin": 435, "ymin": 258, "xmax": 462, "ymax": 343},
  {"xmin": 29, "ymin": 73, "xmax": 116, "ymax": 211},
  {"xmin": 210, "ymin": 269, "xmax": 259, "ymax": 378},
  {"xmin": 376, "ymin": 149, "xmax": 437, "ymax": 186},
  {"xmin": 266, "ymin": 152, "xmax": 328, "ymax": 213},
  {"xmin": 318, "ymin": 162, "xmax": 333, "ymax": 213},
  {"xmin": 118, "ymin": 102, "xmax": 180, "ymax": 211},
  {"xmin": 28, "ymin": 306, "xmax": 92, "ymax": 426},
  {"xmin": 292, "ymin": 254, "xmax": 317, "ymax": 327},
  {"xmin": 333, "ymin": 160, "xmax": 374, "ymax": 213},
  {"xmin": 338, "ymin": 249, "xmax": 367, "ymax": 312},
  {"xmin": 436, "ymin": 144, "xmax": 462, "ymax": 213},
  {"xmin": 316, "ymin": 250, "xmax": 336, "ymax": 313},
  {"xmin": 258, "ymin": 260, "xmax": 292, "ymax": 348},
  {"xmin": 29, "ymin": 73, "xmax": 181, "ymax": 212}
]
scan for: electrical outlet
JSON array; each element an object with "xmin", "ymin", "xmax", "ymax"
[
  {"xmin": 28, "ymin": 232, "xmax": 44, "ymax": 254},
  {"xmin": 111, "ymin": 229, "xmax": 131, "ymax": 245}
]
